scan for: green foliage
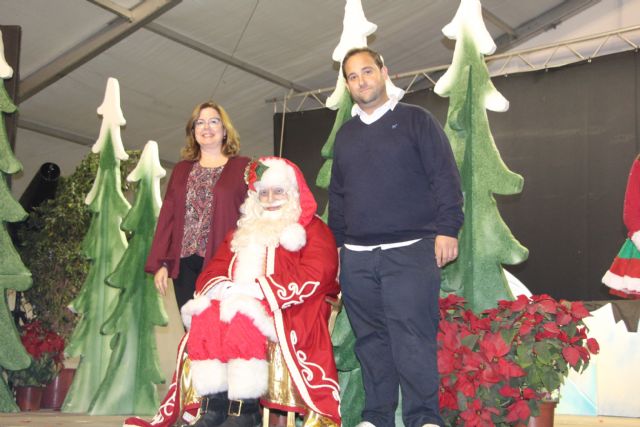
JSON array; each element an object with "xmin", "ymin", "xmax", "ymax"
[
  {"xmin": 7, "ymin": 356, "xmax": 54, "ymax": 387},
  {"xmin": 331, "ymin": 306, "xmax": 364, "ymax": 427},
  {"xmin": 16, "ymin": 150, "xmax": 140, "ymax": 340}
]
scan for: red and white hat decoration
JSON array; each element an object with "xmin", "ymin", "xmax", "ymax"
[{"xmin": 244, "ymin": 156, "xmax": 317, "ymax": 251}]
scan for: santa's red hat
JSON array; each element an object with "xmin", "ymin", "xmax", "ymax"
[{"xmin": 244, "ymin": 156, "xmax": 317, "ymax": 251}]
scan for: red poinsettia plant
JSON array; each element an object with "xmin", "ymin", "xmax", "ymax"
[
  {"xmin": 8, "ymin": 320, "xmax": 65, "ymax": 387},
  {"xmin": 437, "ymin": 294, "xmax": 599, "ymax": 427}
]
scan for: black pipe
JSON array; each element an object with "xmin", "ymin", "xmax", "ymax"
[{"xmin": 19, "ymin": 162, "xmax": 60, "ymax": 212}]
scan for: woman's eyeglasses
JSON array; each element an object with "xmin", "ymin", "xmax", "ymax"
[{"xmin": 194, "ymin": 118, "xmax": 222, "ymax": 129}]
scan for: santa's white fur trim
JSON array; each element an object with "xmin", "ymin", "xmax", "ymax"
[
  {"xmin": 227, "ymin": 358, "xmax": 269, "ymax": 400},
  {"xmin": 279, "ymin": 223, "xmax": 306, "ymax": 252},
  {"xmin": 190, "ymin": 359, "xmax": 228, "ymax": 396},
  {"xmin": 220, "ymin": 295, "xmax": 276, "ymax": 341},
  {"xmin": 180, "ymin": 296, "xmax": 212, "ymax": 330},
  {"xmin": 254, "ymin": 159, "xmax": 298, "ymax": 193},
  {"xmin": 631, "ymin": 231, "xmax": 640, "ymax": 251}
]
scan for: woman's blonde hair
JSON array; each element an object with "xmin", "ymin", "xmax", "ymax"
[{"xmin": 181, "ymin": 101, "xmax": 240, "ymax": 160}]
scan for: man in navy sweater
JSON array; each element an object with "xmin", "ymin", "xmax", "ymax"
[{"xmin": 329, "ymin": 47, "xmax": 464, "ymax": 427}]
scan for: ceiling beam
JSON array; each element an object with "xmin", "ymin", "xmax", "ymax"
[
  {"xmin": 18, "ymin": 119, "xmax": 176, "ymax": 168},
  {"xmin": 88, "ymin": 0, "xmax": 309, "ymax": 92},
  {"xmin": 18, "ymin": 119, "xmax": 95, "ymax": 147},
  {"xmin": 145, "ymin": 22, "xmax": 311, "ymax": 93},
  {"xmin": 86, "ymin": 0, "xmax": 134, "ymax": 20},
  {"xmin": 482, "ymin": 7, "xmax": 516, "ymax": 37},
  {"xmin": 18, "ymin": 0, "xmax": 182, "ymax": 103},
  {"xmin": 494, "ymin": 0, "xmax": 602, "ymax": 53}
]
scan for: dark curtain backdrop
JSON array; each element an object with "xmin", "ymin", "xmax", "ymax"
[{"xmin": 274, "ymin": 49, "xmax": 640, "ymax": 302}]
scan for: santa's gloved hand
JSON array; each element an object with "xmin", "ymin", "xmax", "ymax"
[
  {"xmin": 205, "ymin": 280, "xmax": 234, "ymax": 301},
  {"xmin": 222, "ymin": 281, "xmax": 264, "ymax": 300}
]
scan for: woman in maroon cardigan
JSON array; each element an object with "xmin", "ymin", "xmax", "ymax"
[{"xmin": 146, "ymin": 101, "xmax": 250, "ymax": 311}]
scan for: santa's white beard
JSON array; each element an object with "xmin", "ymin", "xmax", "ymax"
[
  {"xmin": 231, "ymin": 194, "xmax": 301, "ymax": 285},
  {"xmin": 231, "ymin": 193, "xmax": 301, "ymax": 252}
]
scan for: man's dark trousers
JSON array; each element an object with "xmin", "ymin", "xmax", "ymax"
[{"xmin": 340, "ymin": 238, "xmax": 443, "ymax": 427}]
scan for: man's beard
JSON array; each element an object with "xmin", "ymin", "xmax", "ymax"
[{"xmin": 231, "ymin": 193, "xmax": 301, "ymax": 251}]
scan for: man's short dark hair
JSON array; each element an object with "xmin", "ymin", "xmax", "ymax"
[{"xmin": 341, "ymin": 47, "xmax": 384, "ymax": 80}]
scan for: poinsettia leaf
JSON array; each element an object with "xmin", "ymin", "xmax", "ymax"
[
  {"xmin": 540, "ymin": 370, "xmax": 559, "ymax": 392},
  {"xmin": 456, "ymin": 391, "xmax": 469, "ymax": 411},
  {"xmin": 570, "ymin": 301, "xmax": 591, "ymax": 319},
  {"xmin": 461, "ymin": 334, "xmax": 479, "ymax": 349},
  {"xmin": 565, "ymin": 322, "xmax": 577, "ymax": 337},
  {"xmin": 533, "ymin": 342, "xmax": 552, "ymax": 364},
  {"xmin": 500, "ymin": 328, "xmax": 517, "ymax": 347},
  {"xmin": 516, "ymin": 344, "xmax": 533, "ymax": 368},
  {"xmin": 562, "ymin": 346, "xmax": 580, "ymax": 367},
  {"xmin": 538, "ymin": 298, "xmax": 557, "ymax": 313},
  {"xmin": 586, "ymin": 337, "xmax": 600, "ymax": 354}
]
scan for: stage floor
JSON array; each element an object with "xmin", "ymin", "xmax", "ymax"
[{"xmin": 0, "ymin": 412, "xmax": 638, "ymax": 427}]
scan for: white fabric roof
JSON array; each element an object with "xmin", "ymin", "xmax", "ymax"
[{"xmin": 3, "ymin": 0, "xmax": 639, "ymax": 197}]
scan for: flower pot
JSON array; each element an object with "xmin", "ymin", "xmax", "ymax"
[
  {"xmin": 15, "ymin": 385, "xmax": 44, "ymax": 411},
  {"xmin": 41, "ymin": 368, "xmax": 76, "ymax": 410},
  {"xmin": 528, "ymin": 400, "xmax": 556, "ymax": 427}
]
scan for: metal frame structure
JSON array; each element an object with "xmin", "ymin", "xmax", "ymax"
[{"xmin": 268, "ymin": 24, "xmax": 640, "ymax": 113}]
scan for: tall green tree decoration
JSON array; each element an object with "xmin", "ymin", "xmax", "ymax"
[
  {"xmin": 0, "ymin": 30, "xmax": 32, "ymax": 413},
  {"xmin": 89, "ymin": 141, "xmax": 168, "ymax": 415},
  {"xmin": 322, "ymin": 2, "xmax": 375, "ymax": 425},
  {"xmin": 435, "ymin": 0, "xmax": 528, "ymax": 312},
  {"xmin": 63, "ymin": 77, "xmax": 131, "ymax": 413},
  {"xmin": 315, "ymin": 89, "xmax": 352, "ymax": 221}
]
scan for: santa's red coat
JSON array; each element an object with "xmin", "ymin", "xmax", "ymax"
[{"xmin": 194, "ymin": 216, "xmax": 341, "ymax": 424}]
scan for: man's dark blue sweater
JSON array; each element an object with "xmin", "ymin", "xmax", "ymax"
[{"xmin": 328, "ymin": 102, "xmax": 463, "ymax": 247}]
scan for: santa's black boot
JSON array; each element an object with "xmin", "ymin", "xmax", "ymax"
[
  {"xmin": 217, "ymin": 399, "xmax": 261, "ymax": 427},
  {"xmin": 187, "ymin": 391, "xmax": 229, "ymax": 427}
]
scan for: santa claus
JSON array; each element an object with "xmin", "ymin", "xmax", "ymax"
[{"xmin": 125, "ymin": 157, "xmax": 341, "ymax": 427}]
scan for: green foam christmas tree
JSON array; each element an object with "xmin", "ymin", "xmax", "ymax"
[
  {"xmin": 316, "ymin": 89, "xmax": 353, "ymax": 221},
  {"xmin": 435, "ymin": 0, "xmax": 528, "ymax": 312},
  {"xmin": 89, "ymin": 141, "xmax": 168, "ymax": 415},
  {"xmin": 0, "ymin": 30, "xmax": 32, "ymax": 413},
  {"xmin": 63, "ymin": 78, "xmax": 131, "ymax": 412},
  {"xmin": 320, "ymin": 1, "xmax": 379, "ymax": 424}
]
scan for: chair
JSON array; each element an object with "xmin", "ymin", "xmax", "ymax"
[{"xmin": 261, "ymin": 295, "xmax": 342, "ymax": 427}]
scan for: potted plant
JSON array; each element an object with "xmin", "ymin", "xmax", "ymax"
[
  {"xmin": 437, "ymin": 294, "xmax": 599, "ymax": 427},
  {"xmin": 8, "ymin": 320, "xmax": 65, "ymax": 411},
  {"xmin": 504, "ymin": 294, "xmax": 599, "ymax": 426}
]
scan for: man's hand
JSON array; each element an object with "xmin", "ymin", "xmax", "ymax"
[
  {"xmin": 435, "ymin": 235, "xmax": 458, "ymax": 268},
  {"xmin": 154, "ymin": 266, "xmax": 169, "ymax": 296}
]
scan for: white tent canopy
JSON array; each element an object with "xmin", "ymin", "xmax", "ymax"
[{"xmin": 4, "ymin": 0, "xmax": 640, "ymax": 197}]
